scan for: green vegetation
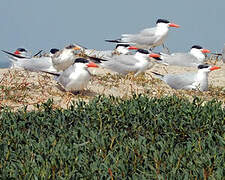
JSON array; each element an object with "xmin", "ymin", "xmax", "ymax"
[{"xmin": 0, "ymin": 95, "xmax": 224, "ymax": 179}]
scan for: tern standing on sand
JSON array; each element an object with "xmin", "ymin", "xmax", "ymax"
[
  {"xmin": 152, "ymin": 64, "xmax": 220, "ymax": 91},
  {"xmin": 42, "ymin": 58, "xmax": 98, "ymax": 92},
  {"xmin": 88, "ymin": 49, "xmax": 162, "ymax": 76},
  {"xmin": 157, "ymin": 45, "xmax": 211, "ymax": 67}
]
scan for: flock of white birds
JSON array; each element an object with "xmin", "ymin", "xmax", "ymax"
[{"xmin": 2, "ymin": 18, "xmax": 225, "ymax": 93}]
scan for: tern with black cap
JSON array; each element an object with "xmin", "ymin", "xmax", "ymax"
[
  {"xmin": 87, "ymin": 49, "xmax": 162, "ymax": 76},
  {"xmin": 156, "ymin": 45, "xmax": 211, "ymax": 67},
  {"xmin": 1, "ymin": 49, "xmax": 59, "ymax": 72},
  {"xmin": 13, "ymin": 48, "xmax": 28, "ymax": 57},
  {"xmin": 105, "ymin": 18, "xmax": 180, "ymax": 49},
  {"xmin": 42, "ymin": 58, "xmax": 99, "ymax": 92},
  {"xmin": 151, "ymin": 64, "xmax": 220, "ymax": 91}
]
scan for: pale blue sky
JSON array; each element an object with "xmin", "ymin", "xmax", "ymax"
[{"xmin": 0, "ymin": 0, "xmax": 224, "ymax": 67}]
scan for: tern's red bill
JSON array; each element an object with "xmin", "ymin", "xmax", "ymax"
[
  {"xmin": 201, "ymin": 49, "xmax": 211, "ymax": 53},
  {"xmin": 14, "ymin": 50, "xmax": 20, "ymax": 55},
  {"xmin": 73, "ymin": 46, "xmax": 81, "ymax": 50},
  {"xmin": 210, "ymin": 66, "xmax": 220, "ymax": 71},
  {"xmin": 128, "ymin": 46, "xmax": 139, "ymax": 50},
  {"xmin": 149, "ymin": 53, "xmax": 160, "ymax": 58},
  {"xmin": 169, "ymin": 23, "xmax": 180, "ymax": 28},
  {"xmin": 87, "ymin": 62, "xmax": 99, "ymax": 68}
]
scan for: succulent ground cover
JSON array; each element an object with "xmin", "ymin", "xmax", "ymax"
[{"xmin": 0, "ymin": 95, "xmax": 224, "ymax": 179}]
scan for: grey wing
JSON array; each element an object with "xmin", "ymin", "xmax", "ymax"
[
  {"xmin": 121, "ymin": 27, "xmax": 155, "ymax": 41},
  {"xmin": 13, "ymin": 57, "xmax": 55, "ymax": 72},
  {"xmin": 102, "ymin": 55, "xmax": 139, "ymax": 74},
  {"xmin": 163, "ymin": 53, "xmax": 201, "ymax": 67},
  {"xmin": 122, "ymin": 27, "xmax": 156, "ymax": 37},
  {"xmin": 132, "ymin": 27, "xmax": 157, "ymax": 45},
  {"xmin": 133, "ymin": 35, "xmax": 157, "ymax": 46},
  {"xmin": 57, "ymin": 65, "xmax": 75, "ymax": 87},
  {"xmin": 122, "ymin": 33, "xmax": 157, "ymax": 47},
  {"xmin": 164, "ymin": 73, "xmax": 196, "ymax": 89},
  {"xmin": 139, "ymin": 27, "xmax": 157, "ymax": 36}
]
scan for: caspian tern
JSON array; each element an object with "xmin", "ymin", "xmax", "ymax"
[
  {"xmin": 152, "ymin": 64, "xmax": 220, "ymax": 91},
  {"xmin": 157, "ymin": 45, "xmax": 211, "ymax": 67},
  {"xmin": 51, "ymin": 44, "xmax": 82, "ymax": 72},
  {"xmin": 88, "ymin": 49, "xmax": 161, "ymax": 76},
  {"xmin": 105, "ymin": 19, "xmax": 180, "ymax": 49},
  {"xmin": 1, "ymin": 49, "xmax": 58, "ymax": 72},
  {"xmin": 42, "ymin": 58, "xmax": 98, "ymax": 92}
]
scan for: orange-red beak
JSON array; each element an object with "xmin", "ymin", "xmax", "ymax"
[
  {"xmin": 14, "ymin": 50, "xmax": 20, "ymax": 55},
  {"xmin": 128, "ymin": 46, "xmax": 139, "ymax": 50},
  {"xmin": 169, "ymin": 23, "xmax": 180, "ymax": 28},
  {"xmin": 73, "ymin": 46, "xmax": 81, "ymax": 50},
  {"xmin": 201, "ymin": 49, "xmax": 211, "ymax": 54},
  {"xmin": 149, "ymin": 53, "xmax": 160, "ymax": 58},
  {"xmin": 210, "ymin": 66, "xmax": 220, "ymax": 71},
  {"xmin": 87, "ymin": 62, "xmax": 98, "ymax": 68}
]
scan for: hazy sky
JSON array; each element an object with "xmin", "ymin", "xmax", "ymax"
[{"xmin": 0, "ymin": 0, "xmax": 224, "ymax": 67}]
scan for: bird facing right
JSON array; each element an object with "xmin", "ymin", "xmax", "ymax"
[
  {"xmin": 158, "ymin": 45, "xmax": 211, "ymax": 67},
  {"xmin": 87, "ymin": 49, "xmax": 162, "ymax": 76},
  {"xmin": 106, "ymin": 18, "xmax": 180, "ymax": 50},
  {"xmin": 43, "ymin": 58, "xmax": 99, "ymax": 92},
  {"xmin": 152, "ymin": 64, "xmax": 220, "ymax": 91}
]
